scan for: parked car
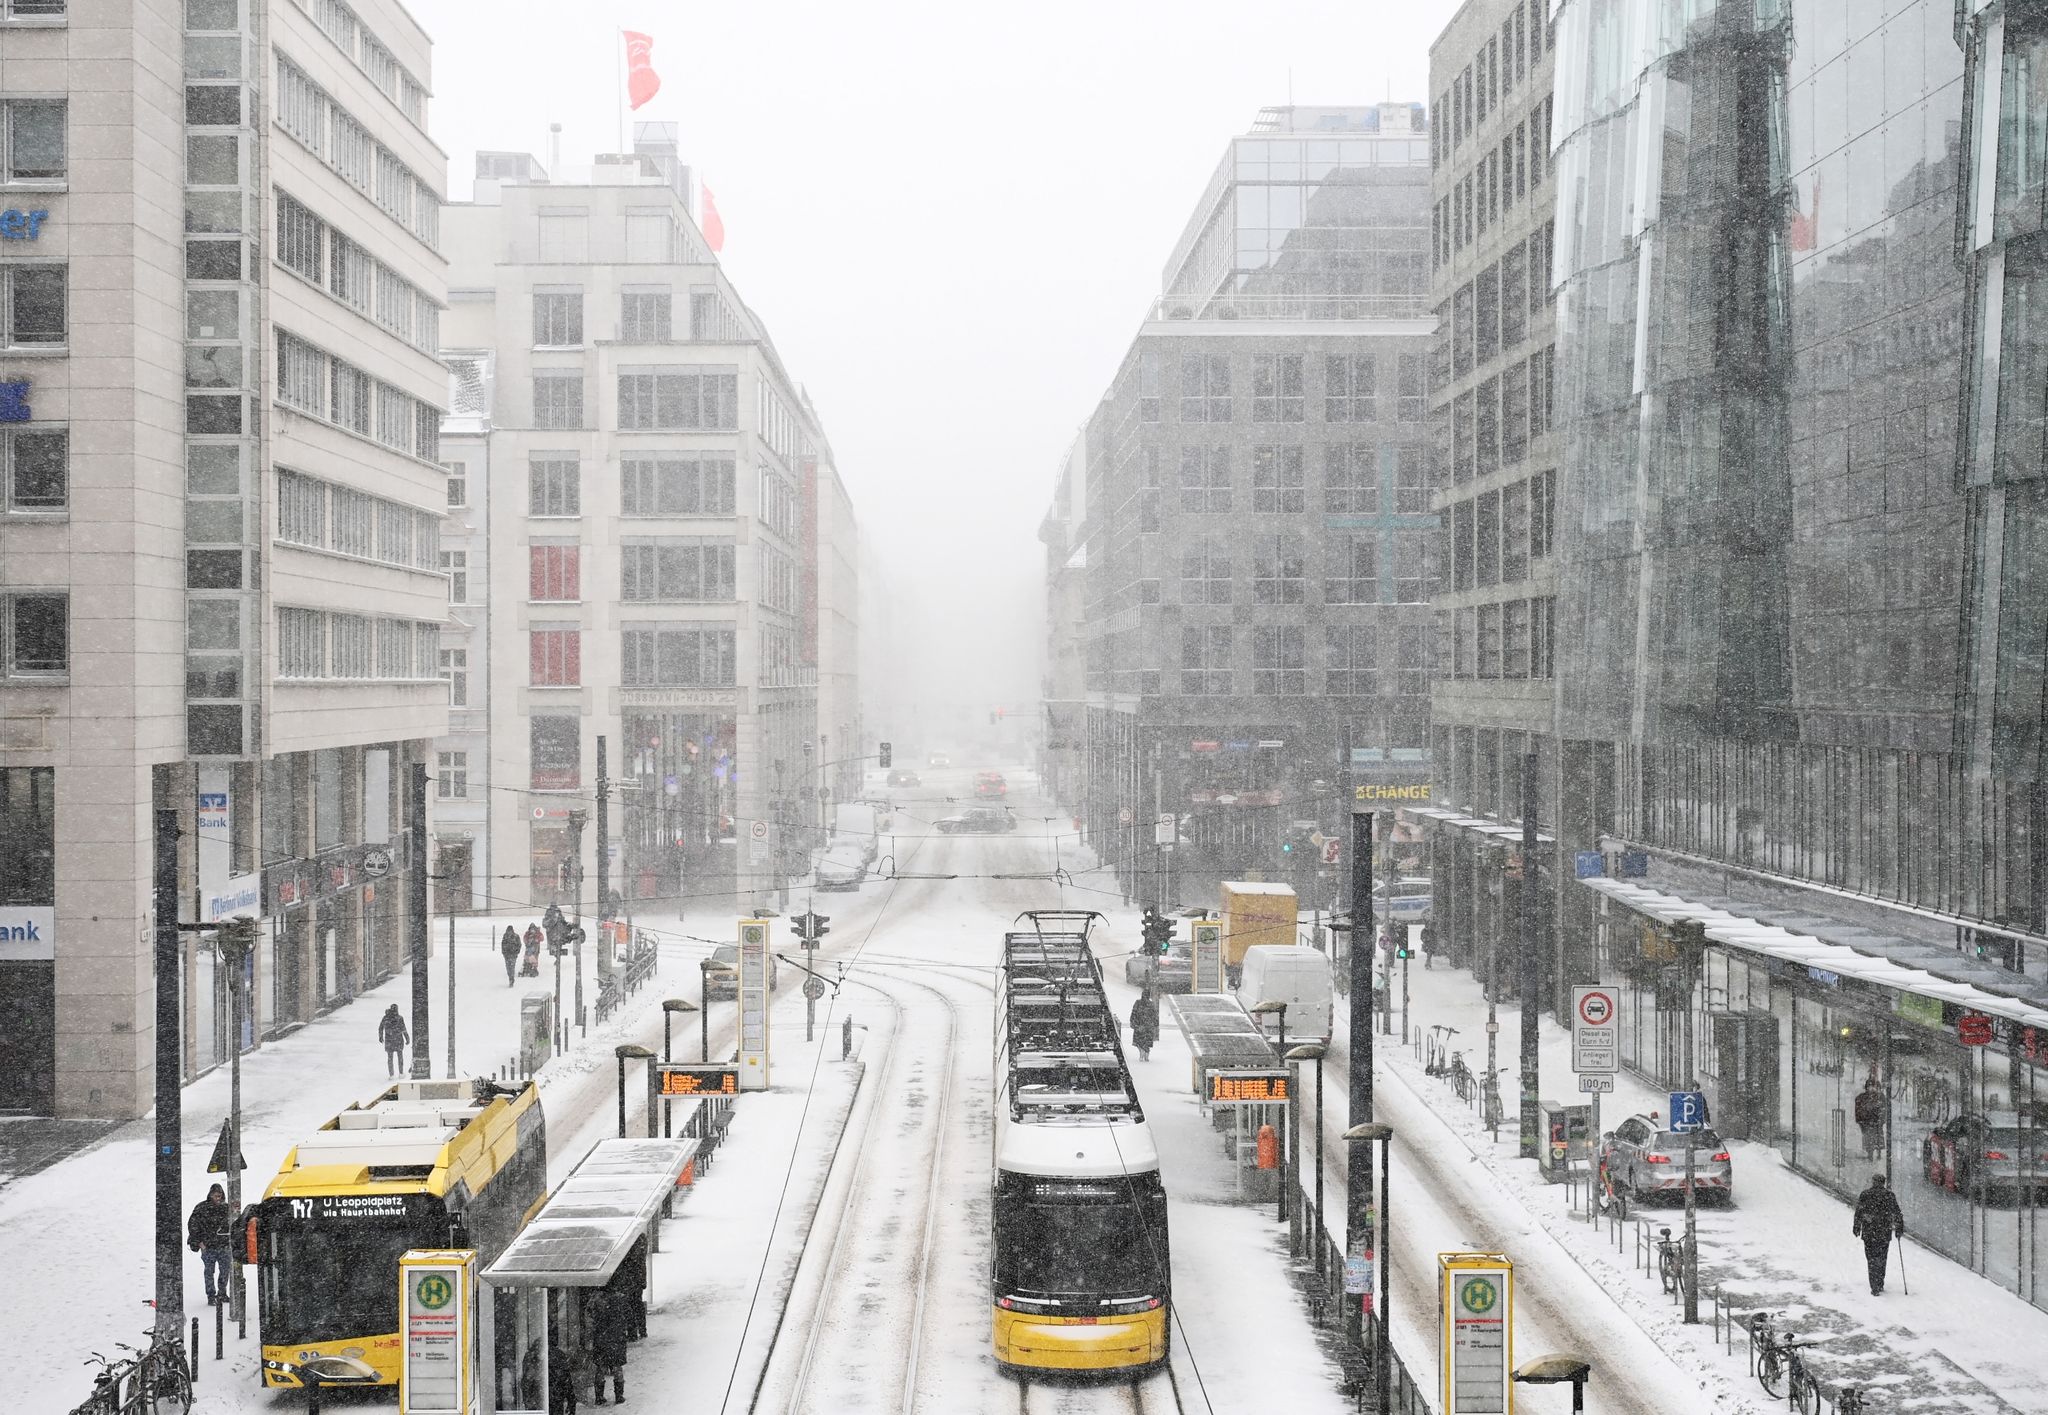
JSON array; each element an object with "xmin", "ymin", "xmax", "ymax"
[
  {"xmin": 815, "ymin": 843, "xmax": 868, "ymax": 892},
  {"xmin": 1923, "ymin": 1110, "xmax": 2043, "ymax": 1201},
  {"xmin": 702, "ymin": 943, "xmax": 780, "ymax": 1001},
  {"xmin": 974, "ymin": 771, "xmax": 1008, "ymax": 799},
  {"xmin": 1125, "ymin": 939, "xmax": 1194, "ymax": 993},
  {"xmin": 1598, "ymin": 1115, "xmax": 1733, "ymax": 1205},
  {"xmin": 886, "ymin": 768, "xmax": 922, "ymax": 787},
  {"xmin": 936, "ymin": 806, "xmax": 1015, "ymax": 834},
  {"xmin": 927, "ymin": 752, "xmax": 951, "ymax": 767}
]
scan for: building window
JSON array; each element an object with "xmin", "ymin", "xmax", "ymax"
[
  {"xmin": 530, "ymin": 714, "xmax": 580, "ymax": 789},
  {"xmin": 537, "ymin": 209, "xmax": 587, "ymax": 262},
  {"xmin": 276, "ymin": 191, "xmax": 324, "ymax": 284},
  {"xmin": 1252, "ymin": 534, "xmax": 1305, "ymax": 604},
  {"xmin": 1394, "ymin": 534, "xmax": 1433, "ymax": 604},
  {"xmin": 2, "ymin": 264, "xmax": 63, "ymax": 346},
  {"xmin": 1179, "ymin": 625, "xmax": 1231, "ymax": 696},
  {"xmin": 1250, "ymin": 354, "xmax": 1304, "ymax": 422},
  {"xmin": 440, "ymin": 549, "xmax": 467, "ymax": 603},
  {"xmin": 1252, "ymin": 625, "xmax": 1305, "ymax": 694},
  {"xmin": 620, "ymin": 625, "xmax": 737, "ymax": 686},
  {"xmin": 277, "ymin": 607, "xmax": 324, "ymax": 678},
  {"xmin": 533, "ymin": 289, "xmax": 583, "ymax": 346},
  {"xmin": 3, "ymin": 425, "xmax": 63, "ymax": 511},
  {"xmin": 621, "ymin": 289, "xmax": 672, "ymax": 342},
  {"xmin": 439, "ymin": 646, "xmax": 467, "ymax": 706},
  {"xmin": 1178, "ymin": 445, "xmax": 1231, "ymax": 512},
  {"xmin": 529, "ymin": 626, "xmax": 580, "ymax": 686},
  {"xmin": 528, "ymin": 457, "xmax": 579, "ymax": 516},
  {"xmin": 1325, "ymin": 355, "xmax": 1376, "ymax": 422},
  {"xmin": 3, "ymin": 590, "xmax": 64, "ymax": 675},
  {"xmin": 1504, "ymin": 599, "xmax": 1531, "ymax": 679},
  {"xmin": 1251, "ymin": 446, "xmax": 1305, "ymax": 512},
  {"xmin": 1325, "ymin": 537, "xmax": 1378, "ymax": 604},
  {"xmin": 1325, "ymin": 444, "xmax": 1378, "ymax": 513},
  {"xmin": 1139, "ymin": 349, "xmax": 1161, "ymax": 422},
  {"xmin": 529, "ymin": 543, "xmax": 580, "ymax": 601},
  {"xmin": 1501, "ymin": 480, "xmax": 1530, "ymax": 583},
  {"xmin": 624, "ymin": 210, "xmax": 674, "ymax": 262},
  {"xmin": 436, "ymin": 751, "xmax": 468, "ymax": 799},
  {"xmin": 620, "ymin": 541, "xmax": 735, "ymax": 601},
  {"xmin": 1531, "ymin": 596, "xmax": 1554, "ymax": 678},
  {"xmin": 1179, "ymin": 542, "xmax": 1231, "ymax": 604},
  {"xmin": 1502, "ymin": 361, "xmax": 1530, "ymax": 465},
  {"xmin": 444, "ymin": 461, "xmax": 466, "ymax": 508},
  {"xmin": 2, "ymin": 100, "xmax": 64, "ymax": 181},
  {"xmin": 1477, "ymin": 602, "xmax": 1502, "ymax": 678},
  {"xmin": 1179, "ymin": 353, "xmax": 1231, "ymax": 422},
  {"xmin": 1326, "ymin": 624, "xmax": 1377, "ymax": 695},
  {"xmin": 620, "ymin": 454, "xmax": 737, "ymax": 516},
  {"xmin": 1530, "ymin": 467, "xmax": 1554, "ymax": 559},
  {"xmin": 533, "ymin": 372, "xmax": 583, "ymax": 430},
  {"xmin": 331, "ymin": 613, "xmax": 371, "ymax": 677},
  {"xmin": 1394, "ymin": 446, "xmax": 1430, "ymax": 513},
  {"xmin": 616, "ymin": 368, "xmax": 739, "ymax": 430}
]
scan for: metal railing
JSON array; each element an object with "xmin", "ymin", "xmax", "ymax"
[{"xmin": 1287, "ymin": 1176, "xmax": 1435, "ymax": 1413}]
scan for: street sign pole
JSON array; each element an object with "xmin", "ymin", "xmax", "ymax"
[{"xmin": 1684, "ymin": 1127, "xmax": 1699, "ymax": 1323}]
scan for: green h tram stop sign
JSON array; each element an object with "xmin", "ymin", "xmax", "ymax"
[{"xmin": 1439, "ymin": 1251, "xmax": 1514, "ymax": 1414}]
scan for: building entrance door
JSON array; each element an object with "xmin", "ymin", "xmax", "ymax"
[{"xmin": 0, "ymin": 961, "xmax": 55, "ymax": 1112}]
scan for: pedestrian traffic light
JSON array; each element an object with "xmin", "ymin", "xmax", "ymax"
[{"xmin": 878, "ymin": 741, "xmax": 892, "ymax": 769}]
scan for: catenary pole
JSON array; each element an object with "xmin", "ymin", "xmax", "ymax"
[
  {"xmin": 409, "ymin": 762, "xmax": 430, "ymax": 1079},
  {"xmin": 1520, "ymin": 751, "xmax": 1540, "ymax": 1160},
  {"xmin": 1346, "ymin": 804, "xmax": 1375, "ymax": 1349},
  {"xmin": 152, "ymin": 807, "xmax": 184, "ymax": 1344}
]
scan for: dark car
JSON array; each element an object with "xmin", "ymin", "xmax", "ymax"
[
  {"xmin": 1923, "ymin": 1111, "xmax": 2042, "ymax": 1201},
  {"xmin": 1125, "ymin": 939, "xmax": 1194, "ymax": 993},
  {"xmin": 936, "ymin": 806, "xmax": 1015, "ymax": 834},
  {"xmin": 1598, "ymin": 1114, "xmax": 1732, "ymax": 1205},
  {"xmin": 701, "ymin": 943, "xmax": 780, "ymax": 1001},
  {"xmin": 974, "ymin": 771, "xmax": 1008, "ymax": 799},
  {"xmin": 886, "ymin": 768, "xmax": 922, "ymax": 787}
]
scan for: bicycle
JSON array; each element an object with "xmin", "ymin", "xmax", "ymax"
[
  {"xmin": 1757, "ymin": 1322, "xmax": 1826, "ymax": 1414},
  {"xmin": 1834, "ymin": 1386, "xmax": 1867, "ymax": 1415},
  {"xmin": 1424, "ymin": 1024, "xmax": 1458, "ymax": 1077},
  {"xmin": 1655, "ymin": 1226, "xmax": 1695, "ymax": 1297},
  {"xmin": 70, "ymin": 1351, "xmax": 134, "ymax": 1415},
  {"xmin": 123, "ymin": 1329, "xmax": 192, "ymax": 1415},
  {"xmin": 1480, "ymin": 1068, "xmax": 1505, "ymax": 1131},
  {"xmin": 1449, "ymin": 1051, "xmax": 1474, "ymax": 1103}
]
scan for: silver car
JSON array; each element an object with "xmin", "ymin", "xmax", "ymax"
[
  {"xmin": 1124, "ymin": 939, "xmax": 1193, "ymax": 993},
  {"xmin": 1599, "ymin": 1114, "xmax": 1733, "ymax": 1205},
  {"xmin": 1922, "ymin": 1111, "xmax": 2045, "ymax": 1202}
]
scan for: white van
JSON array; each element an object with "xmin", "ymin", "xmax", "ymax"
[{"xmin": 1234, "ymin": 945, "xmax": 1334, "ymax": 1045}]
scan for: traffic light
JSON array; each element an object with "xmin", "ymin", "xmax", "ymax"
[
  {"xmin": 878, "ymin": 741, "xmax": 892, "ymax": 769},
  {"xmin": 1394, "ymin": 927, "xmax": 1415, "ymax": 960},
  {"xmin": 545, "ymin": 912, "xmax": 571, "ymax": 957},
  {"xmin": 1139, "ymin": 907, "xmax": 1175, "ymax": 956}
]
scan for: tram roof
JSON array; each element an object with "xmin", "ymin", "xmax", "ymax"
[
  {"xmin": 996, "ymin": 1115, "xmax": 1159, "ymax": 1178},
  {"xmin": 484, "ymin": 1138, "xmax": 697, "ymax": 1289}
]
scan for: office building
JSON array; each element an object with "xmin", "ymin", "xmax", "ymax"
[{"xmin": 0, "ymin": 0, "xmax": 449, "ymax": 1118}]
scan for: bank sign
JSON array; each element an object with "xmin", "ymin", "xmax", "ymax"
[{"xmin": 0, "ymin": 906, "xmax": 54, "ymax": 960}]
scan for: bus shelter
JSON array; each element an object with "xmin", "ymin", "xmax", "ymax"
[
  {"xmin": 1168, "ymin": 994, "xmax": 1284, "ymax": 1198},
  {"xmin": 480, "ymin": 1137, "xmax": 699, "ymax": 1413}
]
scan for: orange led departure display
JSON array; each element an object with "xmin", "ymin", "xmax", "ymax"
[
  {"xmin": 657, "ymin": 1065, "xmax": 740, "ymax": 1096},
  {"xmin": 1208, "ymin": 1071, "xmax": 1290, "ymax": 1104}
]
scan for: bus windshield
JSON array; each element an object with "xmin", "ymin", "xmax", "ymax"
[{"xmin": 264, "ymin": 1220, "xmax": 436, "ymax": 1346}]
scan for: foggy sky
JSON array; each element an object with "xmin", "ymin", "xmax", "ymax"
[{"xmin": 408, "ymin": 0, "xmax": 1450, "ymax": 742}]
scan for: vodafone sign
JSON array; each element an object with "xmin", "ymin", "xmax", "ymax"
[{"xmin": 1572, "ymin": 985, "xmax": 1619, "ymax": 1074}]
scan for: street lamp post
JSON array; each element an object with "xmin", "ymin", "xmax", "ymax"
[
  {"xmin": 698, "ymin": 960, "xmax": 713, "ymax": 1061},
  {"xmin": 217, "ymin": 916, "xmax": 257, "ymax": 1336},
  {"xmin": 1287, "ymin": 1044, "xmax": 1328, "ymax": 1281},
  {"xmin": 1514, "ymin": 1354, "xmax": 1594, "ymax": 1413},
  {"xmin": 661, "ymin": 998, "xmax": 696, "ymax": 1137},
  {"xmin": 615, "ymin": 1043, "xmax": 654, "ymax": 1138},
  {"xmin": 1250, "ymin": 998, "xmax": 1289, "ymax": 1054},
  {"xmin": 1346, "ymin": 1122, "xmax": 1395, "ymax": 1413}
]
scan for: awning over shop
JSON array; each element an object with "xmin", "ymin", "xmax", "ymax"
[
  {"xmin": 1407, "ymin": 805, "xmax": 1555, "ymax": 847},
  {"xmin": 1578, "ymin": 877, "xmax": 2048, "ymax": 1033},
  {"xmin": 484, "ymin": 1137, "xmax": 699, "ymax": 1289}
]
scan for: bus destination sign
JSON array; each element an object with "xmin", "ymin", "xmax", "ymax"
[{"xmin": 657, "ymin": 1063, "xmax": 740, "ymax": 1097}]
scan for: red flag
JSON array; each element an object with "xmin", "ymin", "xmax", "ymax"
[
  {"xmin": 623, "ymin": 31, "xmax": 660, "ymax": 111},
  {"xmin": 702, "ymin": 184, "xmax": 725, "ymax": 253}
]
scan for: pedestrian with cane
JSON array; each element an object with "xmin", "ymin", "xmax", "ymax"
[{"xmin": 1851, "ymin": 1172, "xmax": 1906, "ymax": 1295}]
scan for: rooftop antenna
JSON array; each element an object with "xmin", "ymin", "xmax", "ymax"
[
  {"xmin": 1287, "ymin": 67, "xmax": 1294, "ymax": 125},
  {"xmin": 548, "ymin": 122, "xmax": 562, "ymax": 179}
]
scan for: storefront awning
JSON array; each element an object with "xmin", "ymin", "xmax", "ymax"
[
  {"xmin": 484, "ymin": 1137, "xmax": 699, "ymax": 1289},
  {"xmin": 1407, "ymin": 805, "xmax": 1555, "ymax": 847},
  {"xmin": 1578, "ymin": 877, "xmax": 2048, "ymax": 1032}
]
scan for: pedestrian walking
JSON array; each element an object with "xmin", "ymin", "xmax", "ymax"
[
  {"xmin": 588, "ymin": 1290, "xmax": 629, "ymax": 1406},
  {"xmin": 523, "ymin": 921, "xmax": 544, "ymax": 977},
  {"xmin": 186, "ymin": 1182, "xmax": 233, "ymax": 1307},
  {"xmin": 1128, "ymin": 988, "xmax": 1159, "ymax": 1062},
  {"xmin": 379, "ymin": 1002, "xmax": 409, "ymax": 1075},
  {"xmin": 1854, "ymin": 1075, "xmax": 1887, "ymax": 1160},
  {"xmin": 545, "ymin": 1334, "xmax": 578, "ymax": 1415},
  {"xmin": 501, "ymin": 925, "xmax": 522, "ymax": 987},
  {"xmin": 1851, "ymin": 1172, "xmax": 1906, "ymax": 1295}
]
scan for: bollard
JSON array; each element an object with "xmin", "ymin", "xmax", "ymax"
[
  {"xmin": 842, "ymin": 1015, "xmax": 853, "ymax": 1060},
  {"xmin": 189, "ymin": 1316, "xmax": 199, "ymax": 1383},
  {"xmin": 215, "ymin": 1294, "xmax": 224, "ymax": 1360}
]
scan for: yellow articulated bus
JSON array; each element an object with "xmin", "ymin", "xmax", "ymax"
[
  {"xmin": 249, "ymin": 1077, "xmax": 546, "ymax": 1391},
  {"xmin": 993, "ymin": 912, "xmax": 1170, "ymax": 1377}
]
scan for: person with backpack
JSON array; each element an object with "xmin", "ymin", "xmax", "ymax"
[{"xmin": 379, "ymin": 1003, "xmax": 409, "ymax": 1075}]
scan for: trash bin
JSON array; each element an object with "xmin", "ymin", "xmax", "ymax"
[{"xmin": 1536, "ymin": 1101, "xmax": 1593, "ymax": 1182}]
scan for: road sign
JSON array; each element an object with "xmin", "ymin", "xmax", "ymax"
[
  {"xmin": 1322, "ymin": 839, "xmax": 1341, "ymax": 866},
  {"xmin": 1155, "ymin": 812, "xmax": 1178, "ymax": 846},
  {"xmin": 749, "ymin": 819, "xmax": 769, "ymax": 841},
  {"xmin": 1571, "ymin": 985, "xmax": 1619, "ymax": 1074},
  {"xmin": 1959, "ymin": 1012, "xmax": 1994, "ymax": 1046},
  {"xmin": 205, "ymin": 1118, "xmax": 246, "ymax": 1173},
  {"xmin": 360, "ymin": 845, "xmax": 392, "ymax": 879},
  {"xmin": 802, "ymin": 976, "xmax": 826, "ymax": 1001},
  {"xmin": 1669, "ymin": 1090, "xmax": 1708, "ymax": 1133},
  {"xmin": 1439, "ymin": 1252, "xmax": 1513, "ymax": 1415},
  {"xmin": 1577, "ymin": 1074, "xmax": 1614, "ymax": 1094}
]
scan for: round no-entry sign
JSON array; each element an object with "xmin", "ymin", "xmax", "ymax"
[{"xmin": 1578, "ymin": 990, "xmax": 1614, "ymax": 1027}]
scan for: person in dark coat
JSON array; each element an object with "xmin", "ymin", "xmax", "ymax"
[
  {"xmin": 1854, "ymin": 1078, "xmax": 1887, "ymax": 1160},
  {"xmin": 588, "ymin": 1291, "xmax": 629, "ymax": 1405},
  {"xmin": 1129, "ymin": 988, "xmax": 1160, "ymax": 1061},
  {"xmin": 614, "ymin": 1237, "xmax": 648, "ymax": 1340},
  {"xmin": 545, "ymin": 1335, "xmax": 578, "ymax": 1415},
  {"xmin": 501, "ymin": 925, "xmax": 523, "ymax": 986},
  {"xmin": 186, "ymin": 1182, "xmax": 233, "ymax": 1306},
  {"xmin": 523, "ymin": 922, "xmax": 544, "ymax": 976},
  {"xmin": 1852, "ymin": 1172, "xmax": 1906, "ymax": 1294},
  {"xmin": 378, "ymin": 1003, "xmax": 409, "ymax": 1075}
]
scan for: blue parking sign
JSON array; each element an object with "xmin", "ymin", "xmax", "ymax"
[{"xmin": 1669, "ymin": 1090, "xmax": 1707, "ymax": 1133}]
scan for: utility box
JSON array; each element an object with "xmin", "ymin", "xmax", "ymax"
[
  {"xmin": 518, "ymin": 994, "xmax": 553, "ymax": 1077},
  {"xmin": 1536, "ymin": 1100, "xmax": 1593, "ymax": 1182},
  {"xmin": 1218, "ymin": 881, "xmax": 1297, "ymax": 986}
]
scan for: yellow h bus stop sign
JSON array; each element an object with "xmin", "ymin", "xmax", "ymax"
[
  {"xmin": 399, "ymin": 1248, "xmax": 476, "ymax": 1415},
  {"xmin": 1439, "ymin": 1251, "xmax": 1513, "ymax": 1415}
]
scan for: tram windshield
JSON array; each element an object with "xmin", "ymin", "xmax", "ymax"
[{"xmin": 995, "ymin": 1182, "xmax": 1168, "ymax": 1298}]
